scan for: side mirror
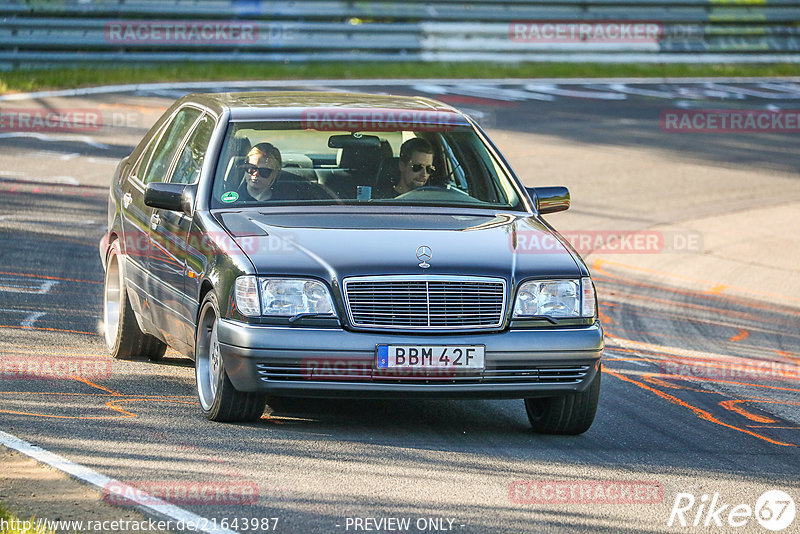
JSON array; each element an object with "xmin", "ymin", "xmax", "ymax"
[
  {"xmin": 144, "ymin": 182, "xmax": 195, "ymax": 215},
  {"xmin": 526, "ymin": 186, "xmax": 570, "ymax": 214}
]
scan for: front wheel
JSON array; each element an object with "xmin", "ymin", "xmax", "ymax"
[
  {"xmin": 195, "ymin": 292, "xmax": 266, "ymax": 422},
  {"xmin": 524, "ymin": 368, "xmax": 601, "ymax": 435}
]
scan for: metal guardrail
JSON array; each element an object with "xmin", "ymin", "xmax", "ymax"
[{"xmin": 1, "ymin": 0, "xmax": 799, "ymax": 69}]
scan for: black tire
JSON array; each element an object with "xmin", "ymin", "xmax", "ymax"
[
  {"xmin": 524, "ymin": 368, "xmax": 601, "ymax": 435},
  {"xmin": 195, "ymin": 292, "xmax": 266, "ymax": 422},
  {"xmin": 104, "ymin": 241, "xmax": 167, "ymax": 361}
]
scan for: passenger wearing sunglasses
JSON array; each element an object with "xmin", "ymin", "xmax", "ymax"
[
  {"xmin": 393, "ymin": 137, "xmax": 436, "ymax": 195},
  {"xmin": 236, "ymin": 142, "xmax": 337, "ymax": 202},
  {"xmin": 239, "ymin": 142, "xmax": 282, "ymax": 201}
]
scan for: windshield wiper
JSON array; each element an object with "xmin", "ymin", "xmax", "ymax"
[{"xmin": 288, "ymin": 313, "xmax": 335, "ymax": 324}]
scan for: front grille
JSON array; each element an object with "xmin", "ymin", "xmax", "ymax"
[{"xmin": 343, "ymin": 276, "xmax": 506, "ymax": 330}]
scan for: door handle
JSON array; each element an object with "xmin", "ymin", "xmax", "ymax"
[
  {"xmin": 122, "ymin": 192, "xmax": 132, "ymax": 209},
  {"xmin": 150, "ymin": 212, "xmax": 160, "ymax": 230}
]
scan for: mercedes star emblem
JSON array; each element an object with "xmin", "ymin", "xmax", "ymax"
[{"xmin": 416, "ymin": 245, "xmax": 433, "ymax": 269}]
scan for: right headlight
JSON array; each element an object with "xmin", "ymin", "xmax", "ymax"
[
  {"xmin": 234, "ymin": 276, "xmax": 336, "ymax": 318},
  {"xmin": 513, "ymin": 277, "xmax": 596, "ymax": 319}
]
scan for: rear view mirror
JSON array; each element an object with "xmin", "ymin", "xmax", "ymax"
[
  {"xmin": 327, "ymin": 134, "xmax": 380, "ymax": 149},
  {"xmin": 526, "ymin": 186, "xmax": 570, "ymax": 214}
]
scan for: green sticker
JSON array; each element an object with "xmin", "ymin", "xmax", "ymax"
[{"xmin": 221, "ymin": 191, "xmax": 239, "ymax": 203}]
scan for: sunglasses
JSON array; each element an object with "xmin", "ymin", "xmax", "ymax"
[
  {"xmin": 410, "ymin": 163, "xmax": 436, "ymax": 174},
  {"xmin": 244, "ymin": 164, "xmax": 278, "ymax": 178}
]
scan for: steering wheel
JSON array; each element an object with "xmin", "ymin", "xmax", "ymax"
[{"xmin": 395, "ymin": 184, "xmax": 475, "ymax": 201}]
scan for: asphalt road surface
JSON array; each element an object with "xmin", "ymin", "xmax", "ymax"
[{"xmin": 1, "ymin": 79, "xmax": 799, "ymax": 534}]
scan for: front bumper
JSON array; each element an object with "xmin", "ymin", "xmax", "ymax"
[{"xmin": 217, "ymin": 320, "xmax": 603, "ymax": 399}]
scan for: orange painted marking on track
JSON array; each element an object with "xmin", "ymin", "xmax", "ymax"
[
  {"xmin": 602, "ymin": 326, "xmax": 789, "ymax": 356},
  {"xmin": 0, "ymin": 391, "xmax": 115, "ymax": 397},
  {"xmin": 649, "ymin": 373, "xmax": 800, "ymax": 393},
  {"xmin": 593, "ymin": 258, "xmax": 800, "ymax": 304},
  {"xmin": 73, "ymin": 376, "xmax": 121, "ymax": 396},
  {"xmin": 729, "ymin": 329, "xmax": 749, "ymax": 342},
  {"xmin": 603, "ymin": 289, "xmax": 792, "ymax": 327},
  {"xmin": 641, "ymin": 374, "xmax": 707, "ymax": 393},
  {"xmin": 0, "ymin": 349, "xmax": 106, "ymax": 358},
  {"xmin": 597, "ymin": 307, "xmax": 616, "ymax": 325},
  {"xmin": 0, "ymin": 397, "xmax": 199, "ymax": 420},
  {"xmin": 703, "ymin": 284, "xmax": 729, "ymax": 296},
  {"xmin": 604, "ymin": 368, "xmax": 795, "ymax": 447},
  {"xmin": 601, "ymin": 297, "xmax": 800, "ymax": 338},
  {"xmin": 0, "ymin": 408, "xmax": 135, "ymax": 420},
  {"xmin": 0, "ymin": 270, "xmax": 102, "ymax": 285},
  {"xmin": 0, "ymin": 391, "xmax": 194, "ymax": 399},
  {"xmin": 719, "ymin": 400, "xmax": 776, "ymax": 423},
  {"xmin": 594, "ymin": 272, "xmax": 800, "ymax": 319},
  {"xmin": 605, "ymin": 332, "xmax": 800, "ymax": 376},
  {"xmin": 0, "ymin": 324, "xmax": 97, "ymax": 336},
  {"xmin": 775, "ymin": 350, "xmax": 800, "ymax": 364}
]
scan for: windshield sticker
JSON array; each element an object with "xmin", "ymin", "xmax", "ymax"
[{"xmin": 221, "ymin": 191, "xmax": 239, "ymax": 203}]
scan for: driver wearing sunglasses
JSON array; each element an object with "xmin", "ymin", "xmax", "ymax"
[
  {"xmin": 394, "ymin": 137, "xmax": 435, "ymax": 195},
  {"xmin": 239, "ymin": 142, "xmax": 282, "ymax": 201}
]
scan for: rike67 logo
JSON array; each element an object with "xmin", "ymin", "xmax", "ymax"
[{"xmin": 668, "ymin": 490, "xmax": 795, "ymax": 531}]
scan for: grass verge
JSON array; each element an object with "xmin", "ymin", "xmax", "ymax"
[
  {"xmin": 0, "ymin": 504, "xmax": 54, "ymax": 534},
  {"xmin": 1, "ymin": 61, "xmax": 798, "ymax": 94}
]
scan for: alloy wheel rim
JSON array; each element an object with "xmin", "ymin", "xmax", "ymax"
[
  {"xmin": 104, "ymin": 255, "xmax": 120, "ymax": 350},
  {"xmin": 196, "ymin": 303, "xmax": 219, "ymax": 411}
]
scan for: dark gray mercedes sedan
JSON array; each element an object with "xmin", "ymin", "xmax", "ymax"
[{"xmin": 100, "ymin": 91, "xmax": 602, "ymax": 434}]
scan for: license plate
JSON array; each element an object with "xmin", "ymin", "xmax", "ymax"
[{"xmin": 376, "ymin": 345, "xmax": 485, "ymax": 369}]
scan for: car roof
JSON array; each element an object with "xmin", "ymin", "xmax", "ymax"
[{"xmin": 179, "ymin": 91, "xmax": 472, "ymax": 125}]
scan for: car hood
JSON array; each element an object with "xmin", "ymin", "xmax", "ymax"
[{"xmin": 216, "ymin": 211, "xmax": 582, "ymax": 282}]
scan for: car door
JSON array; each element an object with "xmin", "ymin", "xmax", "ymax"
[
  {"xmin": 119, "ymin": 120, "xmax": 169, "ymax": 326},
  {"xmin": 129, "ymin": 107, "xmax": 202, "ymax": 343},
  {"xmin": 147, "ymin": 112, "xmax": 215, "ymax": 352}
]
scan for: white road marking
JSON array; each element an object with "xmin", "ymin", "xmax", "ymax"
[
  {"xmin": 411, "ymin": 83, "xmax": 553, "ymax": 101},
  {"xmin": 0, "ymin": 277, "xmax": 58, "ymax": 294},
  {"xmin": 0, "ymin": 132, "xmax": 108, "ymax": 149},
  {"xmin": 524, "ymin": 83, "xmax": 628, "ymax": 100},
  {"xmin": 0, "ymin": 430, "xmax": 237, "ymax": 534},
  {"xmin": 604, "ymin": 83, "xmax": 677, "ymax": 99},
  {"xmin": 707, "ymin": 83, "xmax": 800, "ymax": 99},
  {"xmin": 0, "ymin": 174, "xmax": 81, "ymax": 186},
  {"xmin": 29, "ymin": 151, "xmax": 82, "ymax": 161},
  {"xmin": 20, "ymin": 311, "xmax": 46, "ymax": 328},
  {"xmin": 3, "ymin": 77, "xmax": 799, "ymax": 103}
]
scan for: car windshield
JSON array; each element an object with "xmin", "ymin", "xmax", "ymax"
[{"xmin": 210, "ymin": 120, "xmax": 523, "ymax": 209}]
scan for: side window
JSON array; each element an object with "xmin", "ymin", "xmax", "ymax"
[
  {"xmin": 131, "ymin": 130, "xmax": 160, "ymax": 181},
  {"xmin": 169, "ymin": 114, "xmax": 215, "ymax": 185},
  {"xmin": 141, "ymin": 108, "xmax": 202, "ymax": 185}
]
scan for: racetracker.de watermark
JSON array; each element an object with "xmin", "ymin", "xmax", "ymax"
[
  {"xmin": 0, "ymin": 109, "xmax": 102, "ymax": 133},
  {"xmin": 117, "ymin": 231, "xmax": 297, "ymax": 260},
  {"xmin": 659, "ymin": 359, "xmax": 800, "ymax": 382},
  {"xmin": 300, "ymin": 108, "xmax": 461, "ymax": 132},
  {"xmin": 510, "ymin": 480, "xmax": 663, "ymax": 504},
  {"xmin": 0, "ymin": 355, "xmax": 112, "ymax": 380},
  {"xmin": 300, "ymin": 358, "xmax": 458, "ymax": 380},
  {"xmin": 104, "ymin": 20, "xmax": 259, "ymax": 44},
  {"xmin": 509, "ymin": 21, "xmax": 663, "ymax": 43},
  {"xmin": 512, "ymin": 230, "xmax": 703, "ymax": 254},
  {"xmin": 103, "ymin": 480, "xmax": 259, "ymax": 506},
  {"xmin": 660, "ymin": 109, "xmax": 800, "ymax": 133}
]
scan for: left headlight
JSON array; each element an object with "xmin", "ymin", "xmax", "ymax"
[
  {"xmin": 513, "ymin": 277, "xmax": 596, "ymax": 319},
  {"xmin": 234, "ymin": 276, "xmax": 336, "ymax": 317}
]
